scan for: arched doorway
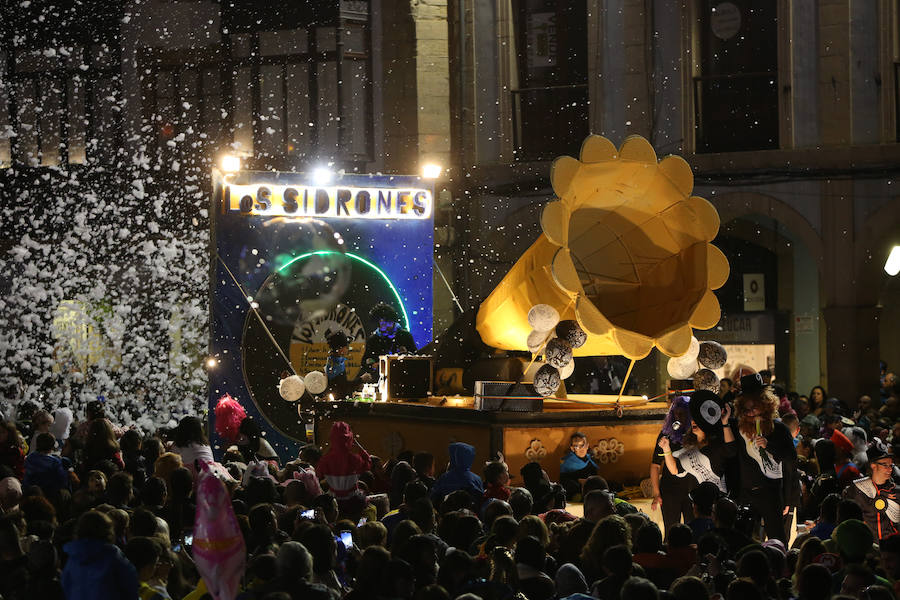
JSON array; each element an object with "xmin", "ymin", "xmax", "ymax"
[{"xmin": 709, "ymin": 192, "xmax": 824, "ymax": 396}]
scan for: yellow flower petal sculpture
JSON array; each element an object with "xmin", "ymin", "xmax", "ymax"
[{"xmin": 476, "ymin": 134, "xmax": 729, "ymax": 360}]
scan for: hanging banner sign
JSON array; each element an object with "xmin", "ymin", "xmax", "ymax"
[{"xmin": 223, "ymin": 183, "xmax": 433, "ymax": 219}]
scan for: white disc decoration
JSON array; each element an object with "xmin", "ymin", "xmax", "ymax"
[
  {"xmin": 559, "ymin": 359, "xmax": 576, "ymax": 379},
  {"xmin": 304, "ymin": 371, "xmax": 328, "ymax": 395},
  {"xmin": 527, "ymin": 329, "xmax": 553, "ymax": 354},
  {"xmin": 667, "ymin": 356, "xmax": 697, "ymax": 380},
  {"xmin": 533, "ymin": 364, "xmax": 561, "ymax": 397},
  {"xmin": 544, "ymin": 338, "xmax": 573, "ymax": 369},
  {"xmin": 693, "ymin": 368, "xmax": 720, "ymax": 393},
  {"xmin": 278, "ymin": 375, "xmax": 306, "ymax": 402},
  {"xmin": 684, "ymin": 336, "xmax": 701, "ymax": 362},
  {"xmin": 698, "ymin": 341, "xmax": 728, "ymax": 370},
  {"xmin": 527, "ymin": 304, "xmax": 560, "ymax": 332}
]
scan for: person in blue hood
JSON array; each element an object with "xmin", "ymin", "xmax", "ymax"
[
  {"xmin": 431, "ymin": 442, "xmax": 484, "ymax": 509},
  {"xmin": 24, "ymin": 432, "xmax": 71, "ymax": 497},
  {"xmin": 61, "ymin": 510, "xmax": 138, "ymax": 600}
]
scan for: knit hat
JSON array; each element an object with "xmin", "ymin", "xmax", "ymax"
[
  {"xmin": 832, "ymin": 519, "xmax": 874, "ymax": 561},
  {"xmin": 831, "ymin": 429, "xmax": 854, "ymax": 454}
]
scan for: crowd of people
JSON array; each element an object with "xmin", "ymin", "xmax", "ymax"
[{"xmin": 0, "ymin": 368, "xmax": 896, "ymax": 600}]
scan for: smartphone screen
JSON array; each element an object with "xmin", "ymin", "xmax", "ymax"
[
  {"xmin": 357, "ymin": 517, "xmax": 367, "ymax": 527},
  {"xmin": 301, "ymin": 509, "xmax": 315, "ymax": 519},
  {"xmin": 184, "ymin": 533, "xmax": 194, "ymax": 547},
  {"xmin": 339, "ymin": 530, "xmax": 353, "ymax": 549}
]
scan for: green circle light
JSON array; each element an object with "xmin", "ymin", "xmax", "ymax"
[{"xmin": 277, "ymin": 250, "xmax": 410, "ymax": 329}]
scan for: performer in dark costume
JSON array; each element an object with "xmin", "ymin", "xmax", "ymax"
[
  {"xmin": 658, "ymin": 390, "xmax": 736, "ymax": 492},
  {"xmin": 730, "ymin": 373, "xmax": 796, "ymax": 543},
  {"xmin": 325, "ymin": 331, "xmax": 353, "ymax": 399},
  {"xmin": 843, "ymin": 443, "xmax": 899, "ymax": 540},
  {"xmin": 650, "ymin": 396, "xmax": 693, "ymax": 538},
  {"xmin": 655, "ymin": 390, "xmax": 736, "ymax": 540},
  {"xmin": 360, "ymin": 303, "xmax": 416, "ymax": 380}
]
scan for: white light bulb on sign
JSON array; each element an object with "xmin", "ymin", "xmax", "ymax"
[
  {"xmin": 421, "ymin": 163, "xmax": 442, "ymax": 179},
  {"xmin": 312, "ymin": 166, "xmax": 333, "ymax": 186},
  {"xmin": 885, "ymin": 245, "xmax": 900, "ymax": 276},
  {"xmin": 220, "ymin": 154, "xmax": 241, "ymax": 173}
]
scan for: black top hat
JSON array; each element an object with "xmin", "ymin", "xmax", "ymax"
[
  {"xmin": 739, "ymin": 372, "xmax": 765, "ymax": 394},
  {"xmin": 327, "ymin": 331, "xmax": 350, "ymax": 351},
  {"xmin": 867, "ymin": 441, "xmax": 894, "ymax": 464},
  {"xmin": 690, "ymin": 390, "xmax": 725, "ymax": 434}
]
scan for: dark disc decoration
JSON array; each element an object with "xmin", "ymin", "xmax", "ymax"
[{"xmin": 242, "ymin": 243, "xmax": 407, "ymax": 440}]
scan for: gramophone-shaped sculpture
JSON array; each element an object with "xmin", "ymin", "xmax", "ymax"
[{"xmin": 476, "ymin": 135, "xmax": 729, "ymax": 362}]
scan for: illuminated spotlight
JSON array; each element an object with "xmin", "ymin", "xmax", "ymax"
[
  {"xmin": 220, "ymin": 154, "xmax": 241, "ymax": 173},
  {"xmin": 206, "ymin": 357, "xmax": 218, "ymax": 368},
  {"xmin": 312, "ymin": 166, "xmax": 333, "ymax": 186},
  {"xmin": 421, "ymin": 163, "xmax": 442, "ymax": 179},
  {"xmin": 886, "ymin": 245, "xmax": 900, "ymax": 276}
]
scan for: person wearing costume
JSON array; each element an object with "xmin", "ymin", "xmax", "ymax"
[
  {"xmin": 658, "ymin": 390, "xmax": 736, "ymax": 496},
  {"xmin": 316, "ymin": 421, "xmax": 371, "ymax": 510},
  {"xmin": 325, "ymin": 331, "xmax": 352, "ymax": 399},
  {"xmin": 213, "ymin": 395, "xmax": 279, "ymax": 466},
  {"xmin": 560, "ymin": 431, "xmax": 598, "ymax": 501},
  {"xmin": 359, "ymin": 303, "xmax": 416, "ymax": 380},
  {"xmin": 650, "ymin": 396, "xmax": 693, "ymax": 537},
  {"xmin": 730, "ymin": 373, "xmax": 796, "ymax": 543},
  {"xmin": 842, "ymin": 443, "xmax": 899, "ymax": 540}
]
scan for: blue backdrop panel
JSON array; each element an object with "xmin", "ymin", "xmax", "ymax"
[{"xmin": 209, "ymin": 172, "xmax": 434, "ymax": 458}]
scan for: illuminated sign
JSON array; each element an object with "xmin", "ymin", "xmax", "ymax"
[{"xmin": 224, "ymin": 183, "xmax": 433, "ymax": 219}]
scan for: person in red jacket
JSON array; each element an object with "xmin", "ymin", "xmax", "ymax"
[{"xmin": 317, "ymin": 421, "xmax": 371, "ymax": 511}]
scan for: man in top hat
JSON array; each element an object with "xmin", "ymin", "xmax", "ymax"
[
  {"xmin": 360, "ymin": 303, "xmax": 416, "ymax": 381},
  {"xmin": 842, "ymin": 443, "xmax": 899, "ymax": 540},
  {"xmin": 729, "ymin": 372, "xmax": 796, "ymax": 543}
]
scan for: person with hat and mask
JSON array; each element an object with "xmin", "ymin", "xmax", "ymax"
[
  {"xmin": 730, "ymin": 372, "xmax": 797, "ymax": 543},
  {"xmin": 842, "ymin": 443, "xmax": 899, "ymax": 540},
  {"xmin": 359, "ymin": 303, "xmax": 416, "ymax": 381},
  {"xmin": 655, "ymin": 391, "xmax": 736, "ymax": 537}
]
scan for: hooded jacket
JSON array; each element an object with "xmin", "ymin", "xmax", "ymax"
[
  {"xmin": 431, "ymin": 442, "xmax": 484, "ymax": 504},
  {"xmin": 24, "ymin": 451, "xmax": 70, "ymax": 493},
  {"xmin": 61, "ymin": 538, "xmax": 138, "ymax": 600},
  {"xmin": 316, "ymin": 421, "xmax": 371, "ymax": 498}
]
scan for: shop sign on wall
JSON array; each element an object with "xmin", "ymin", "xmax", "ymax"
[{"xmin": 743, "ymin": 273, "xmax": 765, "ymax": 311}]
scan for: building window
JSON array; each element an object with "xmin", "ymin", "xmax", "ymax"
[
  {"xmin": 511, "ymin": 0, "xmax": 588, "ymax": 161},
  {"xmin": 142, "ymin": 51, "xmax": 225, "ymax": 159},
  {"xmin": 2, "ymin": 43, "xmax": 120, "ymax": 168},
  {"xmin": 224, "ymin": 4, "xmax": 373, "ymax": 171},
  {"xmin": 694, "ymin": 1, "xmax": 779, "ymax": 153}
]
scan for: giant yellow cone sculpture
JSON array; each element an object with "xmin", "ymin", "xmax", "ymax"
[{"xmin": 476, "ymin": 135, "xmax": 729, "ymax": 360}]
